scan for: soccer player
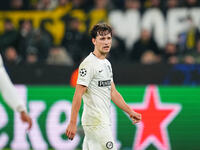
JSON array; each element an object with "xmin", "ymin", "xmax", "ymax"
[
  {"xmin": 66, "ymin": 23, "xmax": 141, "ymax": 149},
  {"xmin": 0, "ymin": 54, "xmax": 32, "ymax": 130}
]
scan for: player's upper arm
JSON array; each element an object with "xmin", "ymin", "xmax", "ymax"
[
  {"xmin": 74, "ymin": 84, "xmax": 87, "ymax": 97},
  {"xmin": 111, "ymin": 81, "xmax": 117, "ymax": 94},
  {"xmin": 111, "ymin": 81, "xmax": 121, "ymax": 102}
]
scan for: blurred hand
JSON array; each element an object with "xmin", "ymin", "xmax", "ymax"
[
  {"xmin": 129, "ymin": 111, "xmax": 142, "ymax": 124},
  {"xmin": 66, "ymin": 122, "xmax": 77, "ymax": 140},
  {"xmin": 20, "ymin": 111, "xmax": 32, "ymax": 130}
]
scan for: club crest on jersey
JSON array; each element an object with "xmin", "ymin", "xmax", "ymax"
[
  {"xmin": 106, "ymin": 141, "xmax": 113, "ymax": 149},
  {"xmin": 79, "ymin": 68, "xmax": 87, "ymax": 77},
  {"xmin": 98, "ymin": 80, "xmax": 111, "ymax": 87}
]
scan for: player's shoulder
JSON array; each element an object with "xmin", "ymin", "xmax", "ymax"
[
  {"xmin": 79, "ymin": 53, "xmax": 95, "ymax": 68},
  {"xmin": 105, "ymin": 58, "xmax": 112, "ymax": 66}
]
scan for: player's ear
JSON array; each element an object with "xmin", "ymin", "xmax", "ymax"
[{"xmin": 92, "ymin": 38, "xmax": 96, "ymax": 45}]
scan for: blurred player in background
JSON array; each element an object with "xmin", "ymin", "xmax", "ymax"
[
  {"xmin": 0, "ymin": 54, "xmax": 32, "ymax": 130},
  {"xmin": 66, "ymin": 23, "xmax": 141, "ymax": 150}
]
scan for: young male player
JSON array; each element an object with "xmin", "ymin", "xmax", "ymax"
[
  {"xmin": 0, "ymin": 54, "xmax": 32, "ymax": 130},
  {"xmin": 66, "ymin": 23, "xmax": 141, "ymax": 149}
]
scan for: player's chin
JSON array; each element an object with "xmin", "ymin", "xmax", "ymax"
[{"xmin": 103, "ymin": 48, "xmax": 111, "ymax": 53}]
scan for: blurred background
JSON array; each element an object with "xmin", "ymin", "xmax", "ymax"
[{"xmin": 0, "ymin": 0, "xmax": 200, "ymax": 150}]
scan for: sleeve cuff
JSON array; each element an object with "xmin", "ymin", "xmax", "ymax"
[
  {"xmin": 77, "ymin": 81, "xmax": 89, "ymax": 87},
  {"xmin": 16, "ymin": 105, "xmax": 27, "ymax": 113}
]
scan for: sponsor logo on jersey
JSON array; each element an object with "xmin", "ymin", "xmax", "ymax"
[{"xmin": 98, "ymin": 80, "xmax": 111, "ymax": 87}]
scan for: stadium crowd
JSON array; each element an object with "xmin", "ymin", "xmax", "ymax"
[{"xmin": 0, "ymin": 0, "xmax": 200, "ymax": 66}]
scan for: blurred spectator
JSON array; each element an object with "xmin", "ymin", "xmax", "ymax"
[
  {"xmin": 39, "ymin": 19, "xmax": 54, "ymax": 43},
  {"xmin": 29, "ymin": 0, "xmax": 38, "ymax": 9},
  {"xmin": 61, "ymin": 17, "xmax": 90, "ymax": 64},
  {"xmin": 1, "ymin": 0, "xmax": 200, "ymax": 66},
  {"xmin": 108, "ymin": 31, "xmax": 126, "ymax": 62},
  {"xmin": 71, "ymin": 0, "xmax": 86, "ymax": 10},
  {"xmin": 4, "ymin": 47, "xmax": 22, "ymax": 65},
  {"xmin": 125, "ymin": 0, "xmax": 141, "ymax": 10},
  {"xmin": 36, "ymin": 0, "xmax": 58, "ymax": 10},
  {"xmin": 54, "ymin": 0, "xmax": 70, "ymax": 10},
  {"xmin": 10, "ymin": 0, "xmax": 24, "ymax": 10},
  {"xmin": 109, "ymin": 0, "xmax": 141, "ymax": 50},
  {"xmin": 28, "ymin": 28, "xmax": 52, "ymax": 62},
  {"xmin": 17, "ymin": 20, "xmax": 35, "ymax": 60},
  {"xmin": 87, "ymin": 0, "xmax": 111, "ymax": 31},
  {"xmin": 130, "ymin": 29, "xmax": 161, "ymax": 63},
  {"xmin": 162, "ymin": 42, "xmax": 179, "ymax": 64},
  {"xmin": 58, "ymin": 0, "xmax": 70, "ymax": 6},
  {"xmin": 25, "ymin": 47, "xmax": 38, "ymax": 64},
  {"xmin": 182, "ymin": 55, "xmax": 195, "ymax": 64},
  {"xmin": 177, "ymin": 16, "xmax": 200, "ymax": 53},
  {"xmin": 32, "ymin": 20, "xmax": 53, "ymax": 60},
  {"xmin": 17, "ymin": 19, "xmax": 53, "ymax": 62},
  {"xmin": 143, "ymin": 0, "xmax": 163, "ymax": 11},
  {"xmin": 111, "ymin": 0, "xmax": 124, "ymax": 9},
  {"xmin": 46, "ymin": 46, "xmax": 74, "ymax": 65},
  {"xmin": 0, "ymin": 19, "xmax": 18, "ymax": 54},
  {"xmin": 150, "ymin": 0, "xmax": 161, "ymax": 8},
  {"xmin": 185, "ymin": 17, "xmax": 200, "ymax": 51},
  {"xmin": 180, "ymin": 39, "xmax": 200, "ymax": 64},
  {"xmin": 163, "ymin": 0, "xmax": 180, "ymax": 15},
  {"xmin": 184, "ymin": 0, "xmax": 200, "ymax": 8},
  {"xmin": 93, "ymin": 0, "xmax": 111, "ymax": 10},
  {"xmin": 167, "ymin": 0, "xmax": 180, "ymax": 8},
  {"xmin": 8, "ymin": 0, "xmax": 30, "ymax": 10},
  {"xmin": 141, "ymin": 50, "xmax": 161, "ymax": 64},
  {"xmin": 194, "ymin": 39, "xmax": 200, "ymax": 63}
]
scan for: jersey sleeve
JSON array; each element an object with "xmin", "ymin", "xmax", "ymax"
[
  {"xmin": 77, "ymin": 61, "xmax": 94, "ymax": 87},
  {"xmin": 0, "ymin": 66, "xmax": 27, "ymax": 113},
  {"xmin": 0, "ymin": 54, "xmax": 3, "ymax": 66},
  {"xmin": 110, "ymin": 65, "xmax": 113, "ymax": 82},
  {"xmin": 111, "ymin": 73, "xmax": 113, "ymax": 82},
  {"xmin": 108, "ymin": 61, "xmax": 114, "ymax": 82}
]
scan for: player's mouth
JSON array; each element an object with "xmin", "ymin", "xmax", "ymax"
[{"xmin": 103, "ymin": 46, "xmax": 110, "ymax": 49}]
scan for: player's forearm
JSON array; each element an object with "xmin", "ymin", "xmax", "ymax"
[
  {"xmin": 0, "ymin": 67, "xmax": 27, "ymax": 112},
  {"xmin": 111, "ymin": 90, "xmax": 132, "ymax": 115},
  {"xmin": 69, "ymin": 94, "xmax": 82, "ymax": 124},
  {"xmin": 69, "ymin": 84, "xmax": 86, "ymax": 124}
]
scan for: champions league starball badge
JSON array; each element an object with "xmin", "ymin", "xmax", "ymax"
[
  {"xmin": 80, "ymin": 68, "xmax": 87, "ymax": 77},
  {"xmin": 106, "ymin": 141, "xmax": 113, "ymax": 149}
]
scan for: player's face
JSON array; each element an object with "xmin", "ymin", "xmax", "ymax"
[{"xmin": 93, "ymin": 32, "xmax": 112, "ymax": 55}]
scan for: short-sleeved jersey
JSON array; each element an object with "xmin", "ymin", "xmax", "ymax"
[
  {"xmin": 0, "ymin": 54, "xmax": 26, "ymax": 112},
  {"xmin": 77, "ymin": 53, "xmax": 113, "ymax": 126}
]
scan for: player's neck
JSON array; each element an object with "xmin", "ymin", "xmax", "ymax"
[{"xmin": 93, "ymin": 50, "xmax": 107, "ymax": 60}]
